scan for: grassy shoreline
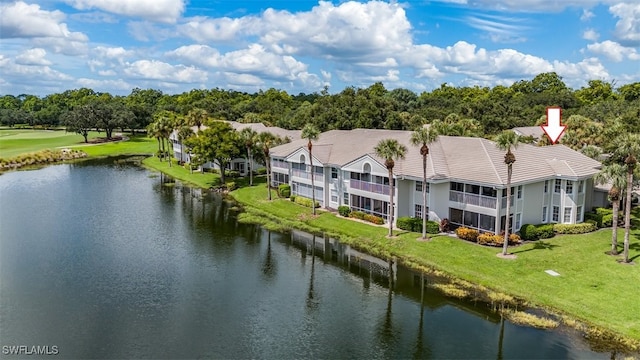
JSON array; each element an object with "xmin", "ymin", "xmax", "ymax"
[
  {"xmin": 3, "ymin": 132, "xmax": 640, "ymax": 348},
  {"xmin": 228, "ymin": 177, "xmax": 640, "ymax": 347}
]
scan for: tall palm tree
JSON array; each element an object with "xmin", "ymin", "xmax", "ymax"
[
  {"xmin": 146, "ymin": 121, "xmax": 163, "ymax": 160},
  {"xmin": 612, "ymin": 133, "xmax": 640, "ymax": 263},
  {"xmin": 177, "ymin": 125, "xmax": 194, "ymax": 165},
  {"xmin": 186, "ymin": 108, "xmax": 208, "ymax": 131},
  {"xmin": 301, "ymin": 124, "xmax": 320, "ymax": 215},
  {"xmin": 410, "ymin": 127, "xmax": 438, "ymax": 240},
  {"xmin": 495, "ymin": 130, "xmax": 522, "ymax": 256},
  {"xmin": 374, "ymin": 139, "xmax": 408, "ymax": 237},
  {"xmin": 594, "ymin": 163, "xmax": 627, "ymax": 255},
  {"xmin": 257, "ymin": 131, "xmax": 280, "ymax": 201},
  {"xmin": 239, "ymin": 127, "xmax": 259, "ymax": 186}
]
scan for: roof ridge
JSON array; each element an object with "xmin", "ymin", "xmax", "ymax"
[{"xmin": 480, "ymin": 138, "xmax": 504, "ymax": 185}]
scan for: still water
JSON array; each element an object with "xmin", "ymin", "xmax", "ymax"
[{"xmin": 0, "ymin": 159, "xmax": 614, "ymax": 358}]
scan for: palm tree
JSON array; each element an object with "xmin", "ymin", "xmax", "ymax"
[
  {"xmin": 374, "ymin": 139, "xmax": 408, "ymax": 237},
  {"xmin": 239, "ymin": 127, "xmax": 259, "ymax": 186},
  {"xmin": 410, "ymin": 127, "xmax": 438, "ymax": 240},
  {"xmin": 186, "ymin": 108, "xmax": 208, "ymax": 131},
  {"xmin": 612, "ymin": 133, "xmax": 640, "ymax": 263},
  {"xmin": 177, "ymin": 126, "xmax": 194, "ymax": 165},
  {"xmin": 301, "ymin": 124, "xmax": 320, "ymax": 215},
  {"xmin": 257, "ymin": 131, "xmax": 281, "ymax": 201},
  {"xmin": 495, "ymin": 130, "xmax": 522, "ymax": 256},
  {"xmin": 594, "ymin": 163, "xmax": 627, "ymax": 255},
  {"xmin": 146, "ymin": 121, "xmax": 162, "ymax": 159}
]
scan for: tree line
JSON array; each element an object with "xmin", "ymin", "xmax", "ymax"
[{"xmin": 1, "ymin": 72, "xmax": 638, "ymax": 138}]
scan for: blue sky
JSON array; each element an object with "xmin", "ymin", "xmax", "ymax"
[{"xmin": 1, "ymin": 0, "xmax": 639, "ymax": 96}]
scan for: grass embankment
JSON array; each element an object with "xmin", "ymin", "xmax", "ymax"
[
  {"xmin": 0, "ymin": 129, "xmax": 101, "ymax": 158},
  {"xmin": 231, "ymin": 177, "xmax": 640, "ymax": 343},
  {"xmin": 140, "ymin": 157, "xmax": 221, "ymax": 189}
]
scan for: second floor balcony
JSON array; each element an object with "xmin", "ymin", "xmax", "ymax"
[
  {"xmin": 449, "ymin": 190, "xmax": 497, "ymax": 209},
  {"xmin": 350, "ymin": 179, "xmax": 390, "ymax": 195},
  {"xmin": 292, "ymin": 168, "xmax": 323, "ymax": 182}
]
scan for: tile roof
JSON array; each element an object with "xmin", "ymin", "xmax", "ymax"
[{"xmin": 271, "ymin": 129, "xmax": 601, "ymax": 187}]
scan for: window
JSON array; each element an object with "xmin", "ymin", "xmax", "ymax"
[
  {"xmin": 578, "ymin": 180, "xmax": 584, "ymax": 193},
  {"xmin": 465, "ymin": 184, "xmax": 480, "ymax": 194},
  {"xmin": 331, "ymin": 189, "xmax": 338, "ymax": 203},
  {"xmin": 481, "ymin": 186, "xmax": 497, "ymax": 197},
  {"xmin": 554, "ymin": 179, "xmax": 561, "ymax": 193},
  {"xmin": 449, "ymin": 208, "xmax": 463, "ymax": 224},
  {"xmin": 544, "ymin": 180, "xmax": 549, "ymax": 193},
  {"xmin": 552, "ymin": 206, "xmax": 559, "ymax": 222},
  {"xmin": 517, "ymin": 185, "xmax": 522, "ymax": 199},
  {"xmin": 515, "ymin": 213, "xmax": 521, "ymax": 230},
  {"xmin": 414, "ymin": 204, "xmax": 422, "ymax": 218},
  {"xmin": 331, "ymin": 167, "xmax": 338, "ymax": 179},
  {"xmin": 564, "ymin": 207, "xmax": 572, "ymax": 223},
  {"xmin": 542, "ymin": 206, "xmax": 548, "ymax": 223},
  {"xmin": 566, "ymin": 180, "xmax": 573, "ymax": 194},
  {"xmin": 416, "ymin": 181, "xmax": 422, "ymax": 192},
  {"xmin": 343, "ymin": 192, "xmax": 349, "ymax": 205},
  {"xmin": 450, "ymin": 182, "xmax": 464, "ymax": 192},
  {"xmin": 577, "ymin": 206, "xmax": 583, "ymax": 222}
]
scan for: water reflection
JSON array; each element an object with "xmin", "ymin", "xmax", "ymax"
[{"xmin": 0, "ymin": 162, "xmax": 632, "ymax": 359}]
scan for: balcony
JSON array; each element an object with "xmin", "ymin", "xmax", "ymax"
[
  {"xmin": 272, "ymin": 160, "xmax": 288, "ymax": 169},
  {"xmin": 449, "ymin": 190, "xmax": 497, "ymax": 209},
  {"xmin": 350, "ymin": 179, "xmax": 390, "ymax": 195},
  {"xmin": 292, "ymin": 169, "xmax": 323, "ymax": 182},
  {"xmin": 501, "ymin": 196, "xmax": 515, "ymax": 208}
]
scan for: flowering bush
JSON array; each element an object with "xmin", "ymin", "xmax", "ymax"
[{"xmin": 455, "ymin": 227, "xmax": 479, "ymax": 242}]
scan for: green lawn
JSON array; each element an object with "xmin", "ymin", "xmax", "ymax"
[
  {"xmin": 0, "ymin": 129, "xmax": 102, "ymax": 158},
  {"xmin": 231, "ymin": 177, "xmax": 640, "ymax": 342},
  {"xmin": 75, "ymin": 135, "xmax": 156, "ymax": 157},
  {"xmin": 141, "ymin": 157, "xmax": 221, "ymax": 189}
]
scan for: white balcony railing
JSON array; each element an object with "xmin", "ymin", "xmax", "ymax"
[
  {"xmin": 350, "ymin": 179, "xmax": 390, "ymax": 195},
  {"xmin": 292, "ymin": 169, "xmax": 323, "ymax": 182},
  {"xmin": 449, "ymin": 190, "xmax": 497, "ymax": 209}
]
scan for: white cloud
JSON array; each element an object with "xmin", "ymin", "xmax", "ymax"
[
  {"xmin": 553, "ymin": 57, "xmax": 610, "ymax": 84},
  {"xmin": 464, "ymin": 14, "xmax": 528, "ymax": 42},
  {"xmin": 123, "ymin": 60, "xmax": 207, "ymax": 83},
  {"xmin": 65, "ymin": 0, "xmax": 185, "ymax": 23},
  {"xmin": 76, "ymin": 77, "xmax": 131, "ymax": 90},
  {"xmin": 432, "ymin": 0, "xmax": 614, "ymax": 12},
  {"xmin": 586, "ymin": 40, "xmax": 640, "ymax": 62},
  {"xmin": 0, "ymin": 56, "xmax": 73, "ymax": 92},
  {"xmin": 610, "ymin": 3, "xmax": 640, "ymax": 46},
  {"xmin": 0, "ymin": 1, "xmax": 88, "ymax": 41},
  {"xmin": 580, "ymin": 9, "xmax": 595, "ymax": 21},
  {"xmin": 15, "ymin": 48, "xmax": 52, "ymax": 66},
  {"xmin": 582, "ymin": 29, "xmax": 599, "ymax": 41},
  {"xmin": 177, "ymin": 16, "xmax": 258, "ymax": 42}
]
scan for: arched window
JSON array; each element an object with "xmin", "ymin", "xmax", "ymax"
[
  {"xmin": 362, "ymin": 163, "xmax": 371, "ymax": 182},
  {"xmin": 299, "ymin": 154, "xmax": 306, "ymax": 171}
]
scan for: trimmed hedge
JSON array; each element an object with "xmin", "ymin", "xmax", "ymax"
[
  {"xmin": 396, "ymin": 216, "xmax": 440, "ymax": 234},
  {"xmin": 602, "ymin": 214, "xmax": 615, "ymax": 227},
  {"xmin": 338, "ymin": 205, "xmax": 351, "ymax": 217},
  {"xmin": 455, "ymin": 227, "xmax": 479, "ymax": 242},
  {"xmin": 278, "ymin": 184, "xmax": 291, "ymax": 198},
  {"xmin": 553, "ymin": 223, "xmax": 597, "ymax": 234},
  {"xmin": 350, "ymin": 211, "xmax": 366, "ymax": 220},
  {"xmin": 294, "ymin": 196, "xmax": 319, "ymax": 208},
  {"xmin": 519, "ymin": 224, "xmax": 539, "ymax": 241},
  {"xmin": 536, "ymin": 224, "xmax": 555, "ymax": 239},
  {"xmin": 478, "ymin": 233, "xmax": 522, "ymax": 246},
  {"xmin": 363, "ymin": 214, "xmax": 384, "ymax": 225}
]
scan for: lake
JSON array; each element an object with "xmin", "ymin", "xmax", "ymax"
[{"xmin": 0, "ymin": 159, "xmax": 616, "ymax": 358}]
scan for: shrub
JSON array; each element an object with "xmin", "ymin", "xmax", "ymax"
[
  {"xmin": 338, "ymin": 205, "xmax": 351, "ymax": 217},
  {"xmin": 553, "ymin": 223, "xmax": 597, "ymax": 234},
  {"xmin": 225, "ymin": 170, "xmax": 240, "ymax": 178},
  {"xmin": 594, "ymin": 207, "xmax": 613, "ymax": 216},
  {"xmin": 396, "ymin": 216, "xmax": 414, "ymax": 231},
  {"xmin": 363, "ymin": 214, "xmax": 384, "ymax": 225},
  {"xmin": 278, "ymin": 184, "xmax": 291, "ymax": 198},
  {"xmin": 426, "ymin": 220, "xmax": 440, "ymax": 234},
  {"xmin": 455, "ymin": 227, "xmax": 479, "ymax": 242},
  {"xmin": 290, "ymin": 195, "xmax": 296, "ymax": 202},
  {"xmin": 294, "ymin": 196, "xmax": 319, "ymax": 208},
  {"xmin": 439, "ymin": 218, "xmax": 450, "ymax": 232},
  {"xmin": 602, "ymin": 214, "xmax": 614, "ymax": 227},
  {"xmin": 584, "ymin": 212, "xmax": 603, "ymax": 228},
  {"xmin": 477, "ymin": 233, "xmax": 502, "ymax": 246},
  {"xmin": 350, "ymin": 211, "xmax": 366, "ymax": 220},
  {"xmin": 509, "ymin": 233, "xmax": 522, "ymax": 245},
  {"xmin": 256, "ymin": 168, "xmax": 267, "ymax": 175},
  {"xmin": 535, "ymin": 224, "xmax": 555, "ymax": 239},
  {"xmin": 519, "ymin": 224, "xmax": 539, "ymax": 241},
  {"xmin": 225, "ymin": 182, "xmax": 237, "ymax": 191}
]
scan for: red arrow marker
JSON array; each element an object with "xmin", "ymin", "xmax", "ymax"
[{"xmin": 541, "ymin": 107, "xmax": 566, "ymax": 144}]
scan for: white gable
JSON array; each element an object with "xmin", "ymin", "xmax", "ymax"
[
  {"xmin": 285, "ymin": 148, "xmax": 323, "ymax": 166},
  {"xmin": 342, "ymin": 155, "xmax": 387, "ymax": 177}
]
